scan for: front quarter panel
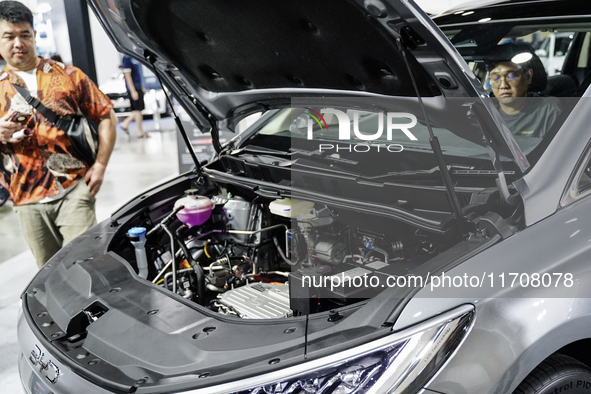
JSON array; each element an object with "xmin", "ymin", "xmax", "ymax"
[
  {"xmin": 425, "ymin": 298, "xmax": 591, "ymax": 394},
  {"xmin": 394, "ymin": 191, "xmax": 591, "ymax": 393}
]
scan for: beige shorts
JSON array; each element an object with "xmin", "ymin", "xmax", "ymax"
[{"xmin": 13, "ymin": 181, "xmax": 97, "ymax": 268}]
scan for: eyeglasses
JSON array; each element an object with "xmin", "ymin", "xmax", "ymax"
[{"xmin": 489, "ymin": 70, "xmax": 524, "ymax": 86}]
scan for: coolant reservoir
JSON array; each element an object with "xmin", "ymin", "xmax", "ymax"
[
  {"xmin": 174, "ymin": 189, "xmax": 214, "ymax": 227},
  {"xmin": 269, "ymin": 198, "xmax": 315, "ymax": 219}
]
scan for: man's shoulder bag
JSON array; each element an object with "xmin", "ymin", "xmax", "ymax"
[{"xmin": 12, "ymin": 83, "xmax": 99, "ymax": 166}]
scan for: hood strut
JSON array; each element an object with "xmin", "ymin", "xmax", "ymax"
[
  {"xmin": 144, "ymin": 53, "xmax": 219, "ymax": 175},
  {"xmin": 398, "ymin": 38, "xmax": 469, "ymax": 239},
  {"xmin": 145, "ymin": 53, "xmax": 202, "ymax": 173}
]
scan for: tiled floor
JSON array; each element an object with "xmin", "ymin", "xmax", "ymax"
[{"xmin": 0, "ymin": 117, "xmax": 181, "ymax": 393}]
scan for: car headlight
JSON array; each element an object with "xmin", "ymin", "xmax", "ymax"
[{"xmin": 183, "ymin": 304, "xmax": 474, "ymax": 394}]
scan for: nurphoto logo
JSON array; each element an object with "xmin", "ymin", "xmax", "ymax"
[{"xmin": 303, "ymin": 108, "xmax": 418, "ymax": 153}]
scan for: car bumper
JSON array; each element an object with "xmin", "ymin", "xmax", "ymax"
[{"xmin": 17, "ymin": 303, "xmax": 111, "ymax": 394}]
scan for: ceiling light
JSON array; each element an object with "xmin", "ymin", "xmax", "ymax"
[
  {"xmin": 478, "ymin": 17, "xmax": 492, "ymax": 23},
  {"xmin": 511, "ymin": 52, "xmax": 533, "ymax": 64},
  {"xmin": 36, "ymin": 3, "xmax": 52, "ymax": 14}
]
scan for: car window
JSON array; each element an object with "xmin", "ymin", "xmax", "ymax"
[
  {"xmin": 555, "ymin": 34, "xmax": 573, "ymax": 57},
  {"xmin": 574, "ymin": 152, "xmax": 591, "ymax": 193},
  {"xmin": 441, "ymin": 19, "xmax": 591, "ymax": 80},
  {"xmin": 245, "ymin": 21, "xmax": 591, "ymax": 179},
  {"xmin": 534, "ymin": 33, "xmax": 574, "ymax": 75},
  {"xmin": 439, "ymin": 20, "xmax": 591, "ymax": 169},
  {"xmin": 579, "ymin": 165, "xmax": 591, "ymax": 191},
  {"xmin": 250, "ymin": 103, "xmax": 501, "ymax": 178},
  {"xmin": 562, "ymin": 144, "xmax": 591, "ymax": 206},
  {"xmin": 235, "ymin": 112, "xmax": 264, "ymax": 133},
  {"xmin": 445, "ymin": 26, "xmax": 580, "ymax": 85}
]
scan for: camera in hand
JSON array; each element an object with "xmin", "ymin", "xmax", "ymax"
[{"xmin": 9, "ymin": 111, "xmax": 31, "ymax": 123}]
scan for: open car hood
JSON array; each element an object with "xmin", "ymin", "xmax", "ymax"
[{"xmin": 88, "ymin": 0, "xmax": 529, "ymax": 173}]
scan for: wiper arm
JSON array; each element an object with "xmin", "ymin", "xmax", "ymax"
[
  {"xmin": 238, "ymin": 145, "xmax": 293, "ymax": 156},
  {"xmin": 368, "ymin": 166, "xmax": 503, "ymax": 180},
  {"xmin": 385, "ymin": 167, "xmax": 440, "ymax": 178}
]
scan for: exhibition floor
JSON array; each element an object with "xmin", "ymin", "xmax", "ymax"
[{"xmin": 0, "ymin": 118, "xmax": 180, "ymax": 393}]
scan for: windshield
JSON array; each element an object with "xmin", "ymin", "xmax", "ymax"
[
  {"xmin": 234, "ymin": 19, "xmax": 589, "ymax": 181},
  {"xmin": 262, "ymin": 105, "xmax": 488, "ymax": 159},
  {"xmin": 437, "ymin": 20, "xmax": 590, "ymax": 164},
  {"xmin": 240, "ymin": 95, "xmax": 531, "ymax": 181}
]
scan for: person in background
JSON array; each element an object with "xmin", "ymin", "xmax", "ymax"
[
  {"xmin": 119, "ymin": 54, "xmax": 150, "ymax": 138},
  {"xmin": 0, "ymin": 1, "xmax": 117, "ymax": 267},
  {"xmin": 486, "ymin": 43, "xmax": 561, "ymax": 139}
]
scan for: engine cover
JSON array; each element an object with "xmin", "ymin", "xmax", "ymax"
[{"xmin": 217, "ymin": 283, "xmax": 292, "ymax": 319}]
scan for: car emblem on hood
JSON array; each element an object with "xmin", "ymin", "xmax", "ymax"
[{"xmin": 30, "ymin": 344, "xmax": 60, "ymax": 384}]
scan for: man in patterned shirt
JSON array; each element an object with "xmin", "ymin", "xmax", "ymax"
[{"xmin": 0, "ymin": 1, "xmax": 117, "ymax": 267}]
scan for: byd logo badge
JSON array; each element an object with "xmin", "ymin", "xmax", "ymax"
[
  {"xmin": 304, "ymin": 108, "xmax": 418, "ymax": 141},
  {"xmin": 30, "ymin": 344, "xmax": 60, "ymax": 384}
]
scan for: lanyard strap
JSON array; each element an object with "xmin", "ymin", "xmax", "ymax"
[{"xmin": 11, "ymin": 83, "xmax": 59, "ymax": 124}]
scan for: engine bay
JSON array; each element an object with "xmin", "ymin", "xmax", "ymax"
[{"xmin": 109, "ymin": 173, "xmax": 520, "ymax": 319}]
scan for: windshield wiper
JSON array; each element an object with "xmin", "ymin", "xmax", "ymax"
[
  {"xmin": 367, "ymin": 166, "xmax": 508, "ymax": 179},
  {"xmin": 383, "ymin": 167, "xmax": 440, "ymax": 178},
  {"xmin": 239, "ymin": 145, "xmax": 293, "ymax": 156}
]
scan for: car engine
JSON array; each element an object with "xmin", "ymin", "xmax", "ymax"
[{"xmin": 111, "ymin": 179, "xmax": 497, "ymax": 319}]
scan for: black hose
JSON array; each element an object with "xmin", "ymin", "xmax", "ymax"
[
  {"xmin": 176, "ymin": 225, "xmax": 196, "ymax": 265},
  {"xmin": 190, "ymin": 250, "xmax": 206, "ymax": 305},
  {"xmin": 176, "ymin": 225, "xmax": 206, "ymax": 305},
  {"xmin": 273, "ymin": 237, "xmax": 297, "ymax": 266}
]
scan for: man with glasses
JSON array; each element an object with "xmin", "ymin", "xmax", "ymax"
[{"xmin": 487, "ymin": 43, "xmax": 561, "ymax": 139}]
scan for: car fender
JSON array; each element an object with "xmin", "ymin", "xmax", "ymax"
[
  {"xmin": 422, "ymin": 297, "xmax": 591, "ymax": 394},
  {"xmin": 394, "ymin": 193, "xmax": 591, "ymax": 392}
]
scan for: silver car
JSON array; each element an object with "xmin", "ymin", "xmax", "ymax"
[
  {"xmin": 535, "ymin": 32, "xmax": 575, "ymax": 76},
  {"xmin": 17, "ymin": 0, "xmax": 591, "ymax": 393}
]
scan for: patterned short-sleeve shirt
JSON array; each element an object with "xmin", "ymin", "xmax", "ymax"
[{"xmin": 0, "ymin": 57, "xmax": 113, "ymax": 206}]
